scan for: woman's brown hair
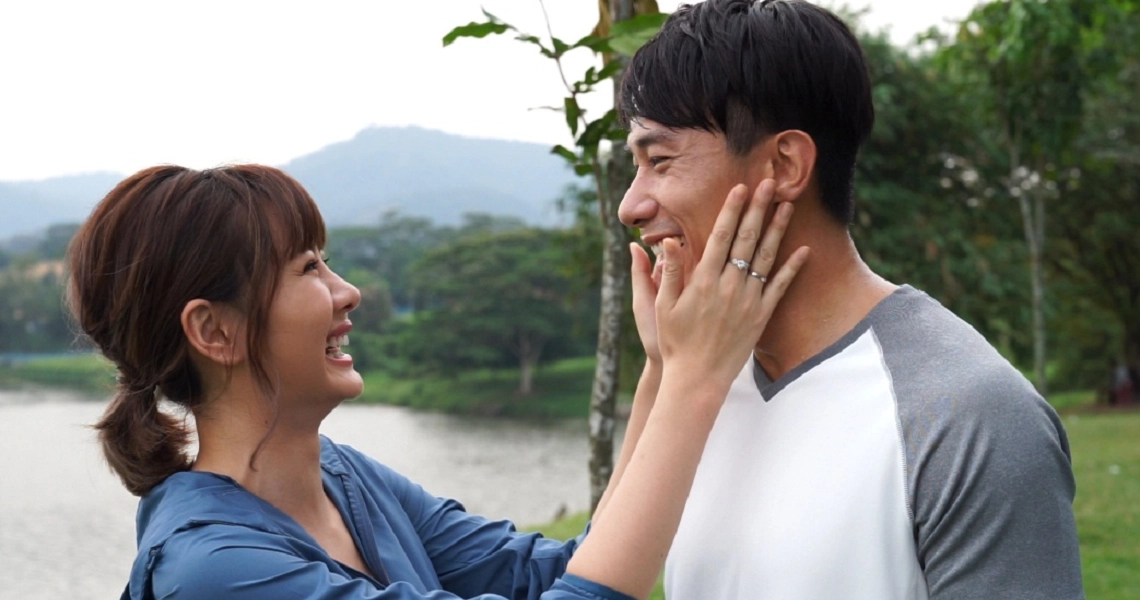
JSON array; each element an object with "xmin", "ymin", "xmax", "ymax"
[{"xmin": 67, "ymin": 164, "xmax": 326, "ymax": 496}]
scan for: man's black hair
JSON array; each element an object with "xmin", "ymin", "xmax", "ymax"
[{"xmin": 620, "ymin": 0, "xmax": 875, "ymax": 224}]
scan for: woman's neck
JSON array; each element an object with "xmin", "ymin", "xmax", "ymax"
[{"xmin": 191, "ymin": 382, "xmax": 327, "ymax": 514}]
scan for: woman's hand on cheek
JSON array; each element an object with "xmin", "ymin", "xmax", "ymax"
[{"xmin": 654, "ymin": 180, "xmax": 809, "ymax": 401}]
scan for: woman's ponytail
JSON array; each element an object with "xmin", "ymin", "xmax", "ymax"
[{"xmin": 94, "ymin": 382, "xmax": 192, "ymax": 496}]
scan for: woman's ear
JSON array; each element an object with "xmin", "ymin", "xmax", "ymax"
[
  {"xmin": 181, "ymin": 300, "xmax": 246, "ymax": 366},
  {"xmin": 770, "ymin": 130, "xmax": 817, "ymax": 203}
]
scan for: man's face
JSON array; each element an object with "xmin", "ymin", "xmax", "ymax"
[{"xmin": 619, "ymin": 118, "xmax": 765, "ymax": 281}]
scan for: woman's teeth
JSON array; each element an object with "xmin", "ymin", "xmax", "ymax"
[{"xmin": 326, "ymin": 334, "xmax": 350, "ymax": 357}]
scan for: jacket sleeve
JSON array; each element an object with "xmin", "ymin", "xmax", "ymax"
[
  {"xmin": 148, "ymin": 524, "xmax": 634, "ymax": 600},
  {"xmin": 378, "ymin": 461, "xmax": 599, "ymax": 600}
]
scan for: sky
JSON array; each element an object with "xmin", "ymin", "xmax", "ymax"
[{"xmin": 0, "ymin": 0, "xmax": 982, "ymax": 181}]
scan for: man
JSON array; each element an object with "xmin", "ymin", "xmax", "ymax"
[{"xmin": 614, "ymin": 1, "xmax": 1084, "ymax": 598}]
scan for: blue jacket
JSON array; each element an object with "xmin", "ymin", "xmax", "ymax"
[{"xmin": 122, "ymin": 437, "xmax": 633, "ymax": 600}]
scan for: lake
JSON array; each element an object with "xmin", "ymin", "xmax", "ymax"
[{"xmin": 0, "ymin": 387, "xmax": 619, "ymax": 600}]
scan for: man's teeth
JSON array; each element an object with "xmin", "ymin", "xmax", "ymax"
[{"xmin": 650, "ymin": 237, "xmax": 685, "ymax": 257}]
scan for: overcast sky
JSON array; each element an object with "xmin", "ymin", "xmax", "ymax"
[{"xmin": 0, "ymin": 0, "xmax": 982, "ymax": 181}]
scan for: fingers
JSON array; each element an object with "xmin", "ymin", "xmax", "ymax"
[
  {"xmin": 656, "ymin": 237, "xmax": 685, "ymax": 309},
  {"xmin": 748, "ymin": 201, "xmax": 794, "ymax": 285},
  {"xmin": 757, "ymin": 246, "xmax": 811, "ymax": 317},
  {"xmin": 630, "ymin": 243, "xmax": 656, "ymax": 302},
  {"xmin": 727, "ymin": 180, "xmax": 777, "ymax": 274},
  {"xmin": 695, "ymin": 184, "xmax": 749, "ymax": 280}
]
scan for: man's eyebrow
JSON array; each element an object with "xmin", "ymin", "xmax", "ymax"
[{"xmin": 625, "ymin": 129, "xmax": 679, "ymax": 152}]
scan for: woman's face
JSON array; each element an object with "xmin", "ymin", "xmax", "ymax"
[{"xmin": 262, "ymin": 249, "xmax": 363, "ymax": 413}]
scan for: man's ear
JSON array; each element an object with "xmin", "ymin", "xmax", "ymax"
[
  {"xmin": 181, "ymin": 300, "xmax": 246, "ymax": 366},
  {"xmin": 769, "ymin": 130, "xmax": 817, "ymax": 202}
]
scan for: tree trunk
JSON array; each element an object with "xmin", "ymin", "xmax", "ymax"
[
  {"xmin": 1013, "ymin": 146, "xmax": 1048, "ymax": 396},
  {"xmin": 517, "ymin": 332, "xmax": 544, "ymax": 396},
  {"xmin": 519, "ymin": 355, "xmax": 536, "ymax": 396},
  {"xmin": 587, "ymin": 0, "xmax": 637, "ymax": 515}
]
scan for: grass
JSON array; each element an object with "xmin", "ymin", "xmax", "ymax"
[
  {"xmin": 527, "ymin": 408, "xmax": 1140, "ymax": 600},
  {"xmin": 1064, "ymin": 409, "xmax": 1140, "ymax": 598},
  {"xmin": 1050, "ymin": 389, "xmax": 1100, "ymax": 412},
  {"xmin": 356, "ymin": 356, "xmax": 598, "ymax": 419},
  {"xmin": 0, "ymin": 352, "xmax": 115, "ymax": 391}
]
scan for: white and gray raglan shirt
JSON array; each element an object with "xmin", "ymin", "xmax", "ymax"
[{"xmin": 665, "ymin": 285, "xmax": 1083, "ymax": 600}]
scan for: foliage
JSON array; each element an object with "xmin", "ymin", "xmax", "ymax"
[
  {"xmin": 355, "ymin": 356, "xmax": 596, "ymax": 418},
  {"xmin": 443, "ymin": 7, "xmax": 665, "ymax": 179},
  {"xmin": 853, "ymin": 30, "xmax": 1032, "ymax": 361},
  {"xmin": 0, "ymin": 353, "xmax": 114, "ymax": 390},
  {"xmin": 1047, "ymin": 2, "xmax": 1140, "ymax": 388},
  {"xmin": 0, "ymin": 262, "xmax": 74, "ymax": 353},
  {"xmin": 405, "ymin": 227, "xmax": 579, "ymax": 394}
]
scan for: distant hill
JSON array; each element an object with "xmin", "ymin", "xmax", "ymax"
[
  {"xmin": 0, "ymin": 126, "xmax": 582, "ymax": 242},
  {"xmin": 282, "ymin": 127, "xmax": 581, "ymax": 228},
  {"xmin": 0, "ymin": 173, "xmax": 122, "ymax": 240}
]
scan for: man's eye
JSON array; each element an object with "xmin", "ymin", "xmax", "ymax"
[{"xmin": 648, "ymin": 156, "xmax": 670, "ymax": 167}]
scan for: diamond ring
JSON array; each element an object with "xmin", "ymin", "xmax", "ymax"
[{"xmin": 729, "ymin": 258, "xmax": 750, "ymax": 272}]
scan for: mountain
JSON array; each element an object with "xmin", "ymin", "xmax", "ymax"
[
  {"xmin": 0, "ymin": 127, "xmax": 582, "ymax": 241},
  {"xmin": 282, "ymin": 127, "xmax": 582, "ymax": 228},
  {"xmin": 0, "ymin": 173, "xmax": 123, "ymax": 240}
]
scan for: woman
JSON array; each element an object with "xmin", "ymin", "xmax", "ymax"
[{"xmin": 68, "ymin": 164, "xmax": 806, "ymax": 600}]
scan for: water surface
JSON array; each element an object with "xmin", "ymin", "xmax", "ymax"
[{"xmin": 0, "ymin": 388, "xmax": 614, "ymax": 600}]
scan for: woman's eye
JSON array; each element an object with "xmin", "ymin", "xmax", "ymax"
[{"xmin": 304, "ymin": 260, "xmax": 321, "ymax": 273}]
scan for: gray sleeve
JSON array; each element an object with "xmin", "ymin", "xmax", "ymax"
[{"xmin": 875, "ymin": 296, "xmax": 1084, "ymax": 599}]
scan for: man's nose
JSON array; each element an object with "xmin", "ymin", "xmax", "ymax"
[{"xmin": 618, "ymin": 182, "xmax": 657, "ymax": 228}]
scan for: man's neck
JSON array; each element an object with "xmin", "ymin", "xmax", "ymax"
[{"xmin": 754, "ymin": 225, "xmax": 896, "ymax": 382}]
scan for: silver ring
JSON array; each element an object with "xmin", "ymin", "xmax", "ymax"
[
  {"xmin": 748, "ymin": 271, "xmax": 768, "ymax": 283},
  {"xmin": 729, "ymin": 258, "xmax": 750, "ymax": 272}
]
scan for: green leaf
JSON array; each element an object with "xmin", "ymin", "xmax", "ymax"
[
  {"xmin": 442, "ymin": 21, "xmax": 511, "ymax": 47},
  {"xmin": 576, "ymin": 109, "xmax": 619, "ymax": 152},
  {"xmin": 551, "ymin": 37, "xmax": 570, "ymax": 57},
  {"xmin": 516, "ymin": 34, "xmax": 555, "ymax": 58},
  {"xmin": 571, "ymin": 34, "xmax": 610, "ymax": 52},
  {"xmin": 551, "ymin": 144, "xmax": 579, "ymax": 164},
  {"xmin": 607, "ymin": 13, "xmax": 668, "ymax": 56},
  {"xmin": 573, "ymin": 163, "xmax": 595, "ymax": 177},
  {"xmin": 565, "ymin": 97, "xmax": 582, "ymax": 137},
  {"xmin": 605, "ymin": 127, "xmax": 629, "ymax": 142},
  {"xmin": 594, "ymin": 60, "xmax": 624, "ymax": 84}
]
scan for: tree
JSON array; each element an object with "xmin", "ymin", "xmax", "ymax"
[
  {"xmin": 1048, "ymin": 0, "xmax": 1140, "ymax": 393},
  {"xmin": 444, "ymin": 1, "xmax": 664, "ymax": 511},
  {"xmin": 853, "ymin": 26, "xmax": 1031, "ymax": 361},
  {"xmin": 408, "ymin": 228, "xmax": 576, "ymax": 396},
  {"xmin": 940, "ymin": 0, "xmax": 1094, "ymax": 394},
  {"xmin": 326, "ymin": 212, "xmax": 449, "ymax": 311}
]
